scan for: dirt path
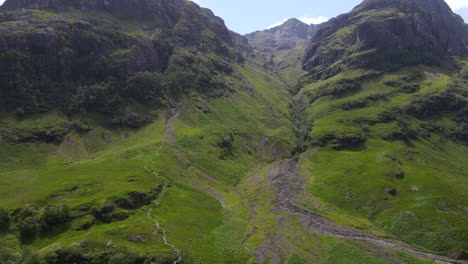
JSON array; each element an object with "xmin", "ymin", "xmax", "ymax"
[
  {"xmin": 144, "ymin": 111, "xmax": 182, "ymax": 264},
  {"xmin": 267, "ymin": 158, "xmax": 466, "ymax": 264}
]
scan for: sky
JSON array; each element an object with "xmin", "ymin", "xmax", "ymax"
[
  {"xmin": 191, "ymin": 0, "xmax": 468, "ymax": 34},
  {"xmin": 0, "ymin": 0, "xmax": 467, "ymax": 34}
]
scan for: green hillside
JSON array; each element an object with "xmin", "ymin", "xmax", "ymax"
[{"xmin": 0, "ymin": 0, "xmax": 466, "ymax": 263}]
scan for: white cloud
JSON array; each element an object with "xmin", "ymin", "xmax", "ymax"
[
  {"xmin": 298, "ymin": 16, "xmax": 329, "ymax": 25},
  {"xmin": 267, "ymin": 16, "xmax": 328, "ymax": 29},
  {"xmin": 445, "ymin": 0, "xmax": 468, "ymax": 10}
]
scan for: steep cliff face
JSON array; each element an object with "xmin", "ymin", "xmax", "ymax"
[
  {"xmin": 303, "ymin": 0, "xmax": 468, "ymax": 77},
  {"xmin": 245, "ymin": 18, "xmax": 317, "ymax": 86},
  {"xmin": 1, "ymin": 0, "xmax": 185, "ymax": 19},
  {"xmin": 0, "ymin": 0, "xmax": 242, "ymax": 118},
  {"xmin": 246, "ymin": 18, "xmax": 316, "ymax": 53}
]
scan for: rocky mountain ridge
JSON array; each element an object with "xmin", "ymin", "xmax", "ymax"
[
  {"xmin": 302, "ymin": 0, "xmax": 468, "ymax": 77},
  {"xmin": 245, "ymin": 18, "xmax": 317, "ymax": 53},
  {"xmin": 0, "ymin": 0, "xmax": 247, "ymax": 121}
]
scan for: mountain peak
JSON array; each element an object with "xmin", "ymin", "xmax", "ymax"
[
  {"xmin": 282, "ymin": 18, "xmax": 306, "ymax": 26},
  {"xmin": 245, "ymin": 17, "xmax": 317, "ymax": 54},
  {"xmin": 303, "ymin": 0, "xmax": 468, "ymax": 76}
]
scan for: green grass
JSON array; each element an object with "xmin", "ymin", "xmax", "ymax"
[
  {"xmin": 0, "ymin": 62, "xmax": 299, "ymax": 263},
  {"xmin": 297, "ymin": 64, "xmax": 468, "ymax": 256},
  {"xmin": 0, "ymin": 44, "xmax": 466, "ymax": 263},
  {"xmin": 397, "ymin": 252, "xmax": 438, "ymax": 264},
  {"xmin": 324, "ymin": 243, "xmax": 391, "ymax": 264}
]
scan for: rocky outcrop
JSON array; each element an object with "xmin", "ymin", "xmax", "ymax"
[
  {"xmin": 0, "ymin": 0, "xmax": 243, "ymax": 116},
  {"xmin": 1, "ymin": 0, "xmax": 186, "ymax": 20},
  {"xmin": 246, "ymin": 18, "xmax": 317, "ymax": 53},
  {"xmin": 303, "ymin": 0, "xmax": 468, "ymax": 75}
]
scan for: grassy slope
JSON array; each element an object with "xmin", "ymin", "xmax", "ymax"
[
  {"xmin": 0, "ymin": 60, "xmax": 296, "ymax": 263},
  {"xmin": 1, "ymin": 52, "xmax": 465, "ymax": 263},
  {"xmin": 296, "ymin": 64, "xmax": 468, "ymax": 257}
]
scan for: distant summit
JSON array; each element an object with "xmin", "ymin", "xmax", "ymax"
[{"xmin": 245, "ymin": 18, "xmax": 317, "ymax": 53}]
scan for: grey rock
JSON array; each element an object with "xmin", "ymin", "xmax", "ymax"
[
  {"xmin": 246, "ymin": 18, "xmax": 317, "ymax": 54},
  {"xmin": 128, "ymin": 235, "xmax": 144, "ymax": 243}
]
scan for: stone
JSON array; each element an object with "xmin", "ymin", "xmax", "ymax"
[
  {"xmin": 100, "ymin": 205, "xmax": 115, "ymax": 214},
  {"xmin": 105, "ymin": 240, "xmax": 112, "ymax": 248},
  {"xmin": 385, "ymin": 188, "xmax": 397, "ymax": 196},
  {"xmin": 345, "ymin": 192, "xmax": 353, "ymax": 201},
  {"xmin": 74, "ymin": 239, "xmax": 90, "ymax": 248},
  {"xmin": 128, "ymin": 235, "xmax": 144, "ymax": 243}
]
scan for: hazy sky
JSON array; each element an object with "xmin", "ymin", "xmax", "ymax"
[{"xmin": 0, "ymin": 0, "xmax": 467, "ymax": 34}]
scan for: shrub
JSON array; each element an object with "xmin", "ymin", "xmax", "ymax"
[
  {"xmin": 69, "ymin": 80, "xmax": 124, "ymax": 114},
  {"xmin": 377, "ymin": 108, "xmax": 400, "ymax": 123},
  {"xmin": 125, "ymin": 72, "xmax": 164, "ymax": 106},
  {"xmin": 310, "ymin": 79, "xmax": 361, "ymax": 102},
  {"xmin": 398, "ymin": 120, "xmax": 419, "ymax": 141},
  {"xmin": 453, "ymin": 123, "xmax": 468, "ymax": 142},
  {"xmin": 38, "ymin": 204, "xmax": 70, "ymax": 231},
  {"xmin": 71, "ymin": 215, "xmax": 96, "ymax": 231},
  {"xmin": 340, "ymin": 98, "xmax": 368, "ymax": 110},
  {"xmin": 108, "ymin": 253, "xmax": 139, "ymax": 264},
  {"xmin": 455, "ymin": 106, "xmax": 468, "ymax": 123},
  {"xmin": 19, "ymin": 217, "xmax": 40, "ymax": 239},
  {"xmin": 0, "ymin": 234, "xmax": 20, "ymax": 263},
  {"xmin": 19, "ymin": 247, "xmax": 40, "ymax": 264},
  {"xmin": 41, "ymin": 247, "xmax": 88, "ymax": 264},
  {"xmin": 218, "ymin": 132, "xmax": 235, "ymax": 159},
  {"xmin": 289, "ymin": 98, "xmax": 313, "ymax": 154},
  {"xmin": 0, "ymin": 208, "xmax": 9, "ymax": 231}
]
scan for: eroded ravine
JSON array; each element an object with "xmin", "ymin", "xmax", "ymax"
[
  {"xmin": 144, "ymin": 109, "xmax": 183, "ymax": 264},
  {"xmin": 267, "ymin": 158, "xmax": 466, "ymax": 264}
]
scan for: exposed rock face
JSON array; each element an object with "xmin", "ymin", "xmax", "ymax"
[
  {"xmin": 246, "ymin": 18, "xmax": 317, "ymax": 53},
  {"xmin": 0, "ymin": 0, "xmax": 242, "ymax": 115},
  {"xmin": 1, "ymin": 0, "xmax": 233, "ymax": 43},
  {"xmin": 303, "ymin": 0, "xmax": 468, "ymax": 75},
  {"xmin": 2, "ymin": 0, "xmax": 185, "ymax": 18},
  {"xmin": 245, "ymin": 18, "xmax": 318, "ymax": 85}
]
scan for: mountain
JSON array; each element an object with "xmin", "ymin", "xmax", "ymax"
[
  {"xmin": 0, "ymin": 0, "xmax": 467, "ymax": 263},
  {"xmin": 289, "ymin": 0, "xmax": 468, "ymax": 260},
  {"xmin": 246, "ymin": 18, "xmax": 316, "ymax": 53},
  {"xmin": 0, "ymin": 0, "xmax": 243, "ymax": 125},
  {"xmin": 245, "ymin": 18, "xmax": 317, "ymax": 86},
  {"xmin": 303, "ymin": 0, "xmax": 468, "ymax": 78}
]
